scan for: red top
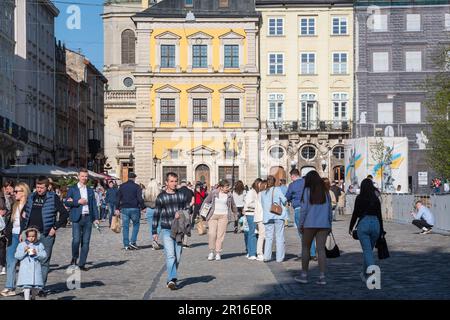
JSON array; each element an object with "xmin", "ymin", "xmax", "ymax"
[{"xmin": 195, "ymin": 190, "xmax": 206, "ymax": 205}]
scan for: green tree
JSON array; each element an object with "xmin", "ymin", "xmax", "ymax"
[{"xmin": 425, "ymin": 47, "xmax": 450, "ymax": 178}]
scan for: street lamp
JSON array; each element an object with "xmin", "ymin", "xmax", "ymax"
[
  {"xmin": 321, "ymin": 159, "xmax": 327, "ymax": 175},
  {"xmin": 129, "ymin": 153, "xmax": 135, "ymax": 172},
  {"xmin": 16, "ymin": 150, "xmax": 22, "ymax": 182},
  {"xmin": 104, "ymin": 162, "xmax": 112, "ymax": 175},
  {"xmin": 153, "ymin": 155, "xmax": 159, "ymax": 180}
]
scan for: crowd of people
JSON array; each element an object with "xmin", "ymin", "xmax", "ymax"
[{"xmin": 0, "ymin": 167, "xmax": 436, "ymax": 298}]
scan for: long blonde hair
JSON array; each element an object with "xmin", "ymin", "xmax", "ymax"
[
  {"xmin": 12, "ymin": 182, "xmax": 31, "ymax": 216},
  {"xmin": 144, "ymin": 179, "xmax": 160, "ymax": 203}
]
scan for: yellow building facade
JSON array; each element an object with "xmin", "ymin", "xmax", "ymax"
[
  {"xmin": 132, "ymin": 1, "xmax": 260, "ymax": 186},
  {"xmin": 256, "ymin": 0, "xmax": 353, "ymax": 180}
]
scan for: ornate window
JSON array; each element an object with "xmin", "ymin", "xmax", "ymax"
[
  {"xmin": 333, "ymin": 146, "xmax": 345, "ymax": 159},
  {"xmin": 301, "ymin": 146, "xmax": 316, "ymax": 160}
]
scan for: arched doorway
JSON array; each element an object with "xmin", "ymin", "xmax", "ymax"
[
  {"xmin": 300, "ymin": 166, "xmax": 316, "ymax": 178},
  {"xmin": 195, "ymin": 164, "xmax": 210, "ymax": 189},
  {"xmin": 333, "ymin": 166, "xmax": 345, "ymax": 182}
]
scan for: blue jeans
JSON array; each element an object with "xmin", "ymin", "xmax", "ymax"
[
  {"xmin": 146, "ymin": 208, "xmax": 161, "ymax": 239},
  {"xmin": 263, "ymin": 219, "xmax": 285, "ymax": 262},
  {"xmin": 357, "ymin": 216, "xmax": 380, "ymax": 273},
  {"xmin": 40, "ymin": 234, "xmax": 55, "ymax": 287},
  {"xmin": 72, "ymin": 215, "xmax": 93, "ymax": 267},
  {"xmin": 5, "ymin": 233, "xmax": 20, "ymax": 289},
  {"xmin": 294, "ymin": 207, "xmax": 316, "ymax": 257},
  {"xmin": 121, "ymin": 208, "xmax": 141, "ymax": 247},
  {"xmin": 108, "ymin": 203, "xmax": 116, "ymax": 226},
  {"xmin": 161, "ymin": 229, "xmax": 182, "ymax": 282},
  {"xmin": 246, "ymin": 215, "xmax": 257, "ymax": 257}
]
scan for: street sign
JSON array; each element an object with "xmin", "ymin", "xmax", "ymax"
[{"xmin": 418, "ymin": 172, "xmax": 428, "ymax": 186}]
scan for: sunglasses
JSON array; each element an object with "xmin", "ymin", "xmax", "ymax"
[{"xmin": 14, "ymin": 190, "xmax": 24, "ymax": 193}]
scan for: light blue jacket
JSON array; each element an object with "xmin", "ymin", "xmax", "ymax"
[
  {"xmin": 15, "ymin": 241, "xmax": 47, "ymax": 288},
  {"xmin": 299, "ymin": 188, "xmax": 333, "ymax": 229},
  {"xmin": 415, "ymin": 206, "xmax": 435, "ymax": 226},
  {"xmin": 260, "ymin": 186, "xmax": 288, "ymax": 223}
]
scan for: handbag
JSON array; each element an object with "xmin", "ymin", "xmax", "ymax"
[
  {"xmin": 200, "ymin": 202, "xmax": 212, "ymax": 219},
  {"xmin": 352, "ymin": 218, "xmax": 361, "ymax": 240},
  {"xmin": 270, "ymin": 188, "xmax": 282, "ymax": 215},
  {"xmin": 325, "ymin": 231, "xmax": 340, "ymax": 258},
  {"xmin": 195, "ymin": 218, "xmax": 207, "ymax": 235},
  {"xmin": 376, "ymin": 233, "xmax": 390, "ymax": 260},
  {"xmin": 110, "ymin": 215, "xmax": 122, "ymax": 233}
]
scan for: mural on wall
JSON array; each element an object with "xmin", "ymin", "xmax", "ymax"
[{"xmin": 345, "ymin": 137, "xmax": 408, "ymax": 193}]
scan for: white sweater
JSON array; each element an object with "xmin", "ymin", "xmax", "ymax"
[{"xmin": 243, "ymin": 189, "xmax": 258, "ymax": 216}]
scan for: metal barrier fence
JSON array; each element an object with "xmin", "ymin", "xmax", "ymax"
[{"xmin": 345, "ymin": 194, "xmax": 450, "ymax": 232}]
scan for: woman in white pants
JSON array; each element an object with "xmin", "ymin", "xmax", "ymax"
[{"xmin": 254, "ymin": 180, "xmax": 267, "ymax": 261}]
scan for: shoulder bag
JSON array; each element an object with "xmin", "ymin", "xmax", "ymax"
[
  {"xmin": 270, "ymin": 188, "xmax": 282, "ymax": 215},
  {"xmin": 376, "ymin": 233, "xmax": 390, "ymax": 259},
  {"xmin": 325, "ymin": 231, "xmax": 340, "ymax": 258}
]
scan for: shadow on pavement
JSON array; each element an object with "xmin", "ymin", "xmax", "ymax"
[
  {"xmin": 89, "ymin": 260, "xmax": 128, "ymax": 270},
  {"xmin": 220, "ymin": 252, "xmax": 247, "ymax": 259},
  {"xmin": 186, "ymin": 242, "xmax": 208, "ymax": 248},
  {"xmin": 178, "ymin": 275, "xmax": 216, "ymax": 289},
  {"xmin": 46, "ymin": 280, "xmax": 106, "ymax": 296}
]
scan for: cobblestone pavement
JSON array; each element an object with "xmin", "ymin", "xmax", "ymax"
[{"xmin": 1, "ymin": 215, "xmax": 449, "ymax": 300}]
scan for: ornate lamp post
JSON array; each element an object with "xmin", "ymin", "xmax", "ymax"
[
  {"xmin": 129, "ymin": 153, "xmax": 135, "ymax": 173},
  {"xmin": 153, "ymin": 155, "xmax": 159, "ymax": 180}
]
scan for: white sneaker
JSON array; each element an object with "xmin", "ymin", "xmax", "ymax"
[
  {"xmin": 256, "ymin": 255, "xmax": 264, "ymax": 261},
  {"xmin": 208, "ymin": 252, "xmax": 214, "ymax": 261},
  {"xmin": 248, "ymin": 256, "xmax": 257, "ymax": 261},
  {"xmin": 215, "ymin": 253, "xmax": 221, "ymax": 261},
  {"xmin": 0, "ymin": 267, "xmax": 6, "ymax": 275}
]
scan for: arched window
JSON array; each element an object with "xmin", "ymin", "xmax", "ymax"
[
  {"xmin": 121, "ymin": 30, "xmax": 135, "ymax": 64},
  {"xmin": 123, "ymin": 126, "xmax": 133, "ymax": 147},
  {"xmin": 301, "ymin": 146, "xmax": 316, "ymax": 160}
]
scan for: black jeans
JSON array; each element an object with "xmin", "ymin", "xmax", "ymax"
[
  {"xmin": 412, "ymin": 218, "xmax": 433, "ymax": 230},
  {"xmin": 0, "ymin": 236, "xmax": 7, "ymax": 267}
]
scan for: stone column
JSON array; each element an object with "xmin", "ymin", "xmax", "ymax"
[
  {"xmin": 133, "ymin": 74, "xmax": 153, "ymax": 184},
  {"xmin": 244, "ymin": 28, "xmax": 258, "ymax": 73},
  {"xmin": 243, "ymin": 83, "xmax": 259, "ymax": 128},
  {"xmin": 245, "ymin": 130, "xmax": 259, "ymax": 183},
  {"xmin": 136, "ymin": 24, "xmax": 152, "ymax": 73}
]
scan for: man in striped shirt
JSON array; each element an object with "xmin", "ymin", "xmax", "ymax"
[{"xmin": 153, "ymin": 172, "xmax": 190, "ymax": 290}]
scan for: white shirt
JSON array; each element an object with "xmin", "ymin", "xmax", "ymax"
[
  {"xmin": 214, "ymin": 192, "xmax": 229, "ymax": 215},
  {"xmin": 13, "ymin": 205, "xmax": 22, "ymax": 235},
  {"xmin": 232, "ymin": 191, "xmax": 246, "ymax": 208},
  {"xmin": 78, "ymin": 182, "xmax": 90, "ymax": 215}
]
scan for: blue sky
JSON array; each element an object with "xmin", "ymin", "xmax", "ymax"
[{"xmin": 55, "ymin": 0, "xmax": 104, "ymax": 70}]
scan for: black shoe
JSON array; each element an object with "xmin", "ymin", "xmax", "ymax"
[
  {"xmin": 129, "ymin": 243, "xmax": 139, "ymax": 250},
  {"xmin": 70, "ymin": 258, "xmax": 77, "ymax": 266},
  {"xmin": 182, "ymin": 244, "xmax": 191, "ymax": 249},
  {"xmin": 79, "ymin": 265, "xmax": 89, "ymax": 271},
  {"xmin": 38, "ymin": 290, "xmax": 49, "ymax": 298}
]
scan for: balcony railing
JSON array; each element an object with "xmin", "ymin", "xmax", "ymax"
[
  {"xmin": 117, "ymin": 145, "xmax": 135, "ymax": 154},
  {"xmin": 105, "ymin": 90, "xmax": 136, "ymax": 105},
  {"xmin": 266, "ymin": 120, "xmax": 351, "ymax": 133}
]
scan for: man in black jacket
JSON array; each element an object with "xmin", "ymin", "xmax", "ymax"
[{"xmin": 115, "ymin": 172, "xmax": 145, "ymax": 250}]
